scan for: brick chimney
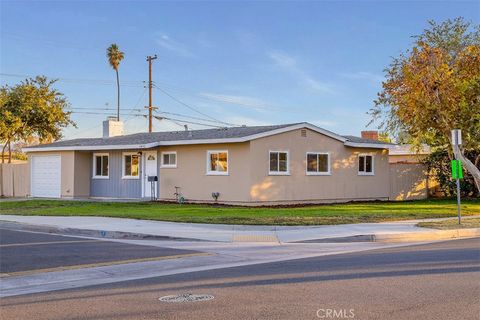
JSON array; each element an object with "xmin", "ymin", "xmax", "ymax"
[{"xmin": 361, "ymin": 130, "xmax": 379, "ymax": 141}]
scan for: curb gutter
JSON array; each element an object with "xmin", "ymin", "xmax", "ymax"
[
  {"xmin": 373, "ymin": 228, "xmax": 480, "ymax": 243},
  {"xmin": 295, "ymin": 229, "xmax": 480, "ymax": 243},
  {"xmin": 1, "ymin": 220, "xmax": 478, "ymax": 244},
  {"xmin": 0, "ymin": 221, "xmax": 208, "ymax": 242}
]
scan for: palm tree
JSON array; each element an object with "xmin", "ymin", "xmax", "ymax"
[{"xmin": 106, "ymin": 44, "xmax": 124, "ymax": 121}]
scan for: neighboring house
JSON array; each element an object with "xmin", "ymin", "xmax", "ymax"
[
  {"xmin": 23, "ymin": 121, "xmax": 430, "ymax": 204},
  {"xmin": 389, "ymin": 144, "xmax": 431, "ymax": 164}
]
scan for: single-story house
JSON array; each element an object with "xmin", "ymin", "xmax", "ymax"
[
  {"xmin": 23, "ymin": 120, "xmax": 428, "ymax": 204},
  {"xmin": 389, "ymin": 144, "xmax": 431, "ymax": 164}
]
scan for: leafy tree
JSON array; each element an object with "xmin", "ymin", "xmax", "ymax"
[
  {"xmin": 378, "ymin": 131, "xmax": 393, "ymax": 143},
  {"xmin": 423, "ymin": 150, "xmax": 479, "ymax": 197},
  {"xmin": 106, "ymin": 43, "xmax": 125, "ymax": 121},
  {"xmin": 370, "ymin": 18, "xmax": 480, "ymax": 192},
  {"xmin": 0, "ymin": 76, "xmax": 75, "ymax": 163}
]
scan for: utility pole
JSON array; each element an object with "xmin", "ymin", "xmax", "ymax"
[{"xmin": 146, "ymin": 54, "xmax": 157, "ymax": 133}]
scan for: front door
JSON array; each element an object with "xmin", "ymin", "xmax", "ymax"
[{"xmin": 143, "ymin": 151, "xmax": 158, "ymax": 198}]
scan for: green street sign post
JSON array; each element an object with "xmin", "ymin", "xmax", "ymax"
[
  {"xmin": 451, "ymin": 160, "xmax": 463, "ymax": 179},
  {"xmin": 451, "ymin": 129, "xmax": 462, "ymax": 224}
]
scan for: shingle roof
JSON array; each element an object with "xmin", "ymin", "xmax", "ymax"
[
  {"xmin": 28, "ymin": 123, "xmax": 299, "ymax": 149},
  {"xmin": 24, "ymin": 122, "xmax": 394, "ymax": 151},
  {"xmin": 342, "ymin": 135, "xmax": 395, "ymax": 145}
]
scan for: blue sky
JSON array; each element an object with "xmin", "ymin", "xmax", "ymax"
[{"xmin": 1, "ymin": 1, "xmax": 479, "ymax": 139}]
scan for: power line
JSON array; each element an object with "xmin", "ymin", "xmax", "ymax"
[
  {"xmin": 67, "ymin": 123, "xmax": 104, "ymax": 139},
  {"xmin": 3, "ymin": 72, "xmax": 246, "ymax": 127},
  {"xmin": 0, "ymin": 73, "xmax": 144, "ymax": 87},
  {"xmin": 163, "ymin": 118, "xmax": 187, "ymax": 129},
  {"xmin": 133, "ymin": 88, "xmax": 148, "ymax": 109},
  {"xmin": 157, "ymin": 111, "xmax": 241, "ymax": 126},
  {"xmin": 68, "ymin": 107, "xmax": 142, "ymax": 111},
  {"xmin": 70, "ymin": 111, "xmax": 145, "ymax": 116},
  {"xmin": 153, "ymin": 115, "xmax": 224, "ymax": 128},
  {"xmin": 4, "ymin": 33, "xmax": 107, "ymax": 51},
  {"xmin": 4, "ymin": 33, "xmax": 154, "ymax": 57},
  {"xmin": 123, "ymin": 87, "xmax": 149, "ymax": 124},
  {"xmin": 1, "ymin": 72, "xmax": 292, "ymax": 113},
  {"xmin": 153, "ymin": 84, "xmax": 236, "ymax": 126},
  {"xmin": 152, "ymin": 81, "xmax": 284, "ymax": 112},
  {"xmin": 67, "ymin": 87, "xmax": 148, "ymax": 114},
  {"xmin": 67, "ymin": 106, "xmax": 239, "ymax": 126}
]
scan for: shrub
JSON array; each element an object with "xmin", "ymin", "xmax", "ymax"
[{"xmin": 423, "ymin": 149, "xmax": 480, "ymax": 197}]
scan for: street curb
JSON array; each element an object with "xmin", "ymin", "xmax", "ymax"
[
  {"xmin": 295, "ymin": 235, "xmax": 376, "ymax": 243},
  {"xmin": 2, "ymin": 220, "xmax": 479, "ymax": 244},
  {"xmin": 0, "ymin": 252, "xmax": 212, "ymax": 278},
  {"xmin": 373, "ymin": 228, "xmax": 480, "ymax": 242},
  {"xmin": 295, "ymin": 229, "xmax": 480, "ymax": 243},
  {"xmin": 0, "ymin": 221, "xmax": 208, "ymax": 242}
]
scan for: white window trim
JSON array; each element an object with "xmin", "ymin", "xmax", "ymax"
[
  {"xmin": 206, "ymin": 150, "xmax": 229, "ymax": 175},
  {"xmin": 305, "ymin": 152, "xmax": 331, "ymax": 176},
  {"xmin": 92, "ymin": 153, "xmax": 109, "ymax": 179},
  {"xmin": 358, "ymin": 153, "xmax": 375, "ymax": 176},
  {"xmin": 122, "ymin": 152, "xmax": 140, "ymax": 179},
  {"xmin": 268, "ymin": 150, "xmax": 290, "ymax": 176},
  {"xmin": 160, "ymin": 151, "xmax": 177, "ymax": 168}
]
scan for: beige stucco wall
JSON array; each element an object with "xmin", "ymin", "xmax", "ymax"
[
  {"xmin": 157, "ymin": 128, "xmax": 390, "ymax": 204},
  {"xmin": 248, "ymin": 128, "xmax": 390, "ymax": 203},
  {"xmin": 61, "ymin": 151, "xmax": 75, "ymax": 197},
  {"xmin": 27, "ymin": 151, "xmax": 83, "ymax": 198},
  {"xmin": 389, "ymin": 163, "xmax": 429, "ymax": 200},
  {"xmin": 158, "ymin": 142, "xmax": 251, "ymax": 202},
  {"xmin": 74, "ymin": 151, "xmax": 91, "ymax": 197}
]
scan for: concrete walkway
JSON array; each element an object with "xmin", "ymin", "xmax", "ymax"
[{"xmin": 2, "ymin": 214, "xmax": 477, "ymax": 243}]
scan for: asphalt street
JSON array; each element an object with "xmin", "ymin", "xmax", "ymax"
[
  {"xmin": 0, "ymin": 229, "xmax": 199, "ymax": 274},
  {"xmin": 1, "ymin": 237, "xmax": 479, "ymax": 320}
]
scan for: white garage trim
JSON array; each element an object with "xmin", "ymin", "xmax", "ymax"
[{"xmin": 30, "ymin": 155, "xmax": 61, "ymax": 198}]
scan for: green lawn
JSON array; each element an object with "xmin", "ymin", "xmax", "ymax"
[
  {"xmin": 417, "ymin": 217, "xmax": 480, "ymax": 230},
  {"xmin": 0, "ymin": 199, "xmax": 479, "ymax": 225}
]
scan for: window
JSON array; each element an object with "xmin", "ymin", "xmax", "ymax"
[
  {"xmin": 269, "ymin": 151, "xmax": 289, "ymax": 175},
  {"xmin": 207, "ymin": 151, "xmax": 228, "ymax": 175},
  {"xmin": 358, "ymin": 154, "xmax": 374, "ymax": 175},
  {"xmin": 93, "ymin": 153, "xmax": 109, "ymax": 178},
  {"xmin": 306, "ymin": 152, "xmax": 330, "ymax": 175},
  {"xmin": 161, "ymin": 152, "xmax": 177, "ymax": 168},
  {"xmin": 123, "ymin": 153, "xmax": 140, "ymax": 178}
]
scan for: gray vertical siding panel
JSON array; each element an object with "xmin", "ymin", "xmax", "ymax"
[{"xmin": 91, "ymin": 151, "xmax": 142, "ymax": 198}]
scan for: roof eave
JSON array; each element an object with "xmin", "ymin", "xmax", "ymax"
[
  {"xmin": 389, "ymin": 151, "xmax": 430, "ymax": 156},
  {"xmin": 343, "ymin": 141, "xmax": 391, "ymax": 149},
  {"xmin": 22, "ymin": 142, "xmax": 160, "ymax": 152}
]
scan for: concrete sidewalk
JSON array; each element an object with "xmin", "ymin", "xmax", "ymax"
[{"xmin": 1, "ymin": 214, "xmax": 479, "ymax": 243}]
